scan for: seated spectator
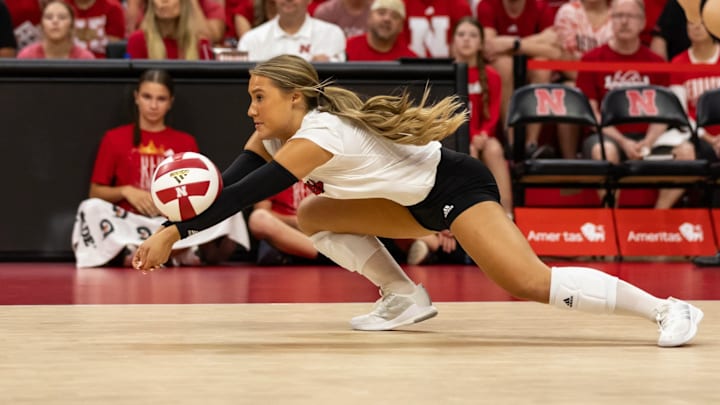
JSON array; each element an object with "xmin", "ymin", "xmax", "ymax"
[
  {"xmin": 667, "ymin": 21, "xmax": 720, "ymax": 158},
  {"xmin": 650, "ymin": 0, "xmax": 690, "ymax": 60},
  {"xmin": 553, "ymin": 0, "xmax": 613, "ymax": 158},
  {"xmin": 225, "ymin": 0, "xmax": 277, "ymax": 47},
  {"xmin": 478, "ymin": 0, "xmax": 562, "ymax": 157},
  {"xmin": 451, "ymin": 17, "xmax": 512, "ymax": 217},
  {"xmin": 72, "ymin": 69, "xmax": 249, "ymax": 268},
  {"xmin": 249, "ymin": 182, "xmax": 330, "ymax": 265},
  {"xmin": 577, "ymin": 0, "xmax": 693, "ymax": 209},
  {"xmin": 237, "ymin": 0, "xmax": 346, "ymax": 62},
  {"xmin": 127, "ymin": 0, "xmax": 214, "ymax": 60},
  {"xmin": 641, "ymin": 0, "xmax": 667, "ymax": 46},
  {"xmin": 403, "ymin": 0, "xmax": 472, "ymax": 58},
  {"xmin": 0, "ymin": 1, "xmax": 17, "ymax": 57},
  {"xmin": 126, "ymin": 0, "xmax": 225, "ymax": 44},
  {"xmin": 68, "ymin": 0, "xmax": 125, "ymax": 58},
  {"xmin": 345, "ymin": 0, "xmax": 416, "ymax": 61},
  {"xmin": 314, "ymin": 0, "xmax": 370, "ymax": 39},
  {"xmin": 17, "ymin": 1, "xmax": 95, "ymax": 60}
]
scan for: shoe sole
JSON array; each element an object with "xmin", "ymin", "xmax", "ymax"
[
  {"xmin": 658, "ymin": 305, "xmax": 704, "ymax": 347},
  {"xmin": 351, "ymin": 304, "xmax": 438, "ymax": 331}
]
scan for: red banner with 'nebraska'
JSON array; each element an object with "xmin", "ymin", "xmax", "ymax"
[
  {"xmin": 615, "ymin": 209, "xmax": 716, "ymax": 256},
  {"xmin": 515, "ymin": 208, "xmax": 617, "ymax": 256}
]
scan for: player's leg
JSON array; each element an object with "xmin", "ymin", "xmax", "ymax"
[
  {"xmin": 297, "ymin": 196, "xmax": 438, "ymax": 330},
  {"xmin": 450, "ymin": 200, "xmax": 703, "ymax": 347}
]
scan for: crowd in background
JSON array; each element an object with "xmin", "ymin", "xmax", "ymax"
[{"xmin": 1, "ymin": 0, "xmax": 720, "ymax": 266}]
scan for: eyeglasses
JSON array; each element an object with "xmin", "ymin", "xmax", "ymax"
[{"xmin": 610, "ymin": 12, "xmax": 643, "ymax": 21}]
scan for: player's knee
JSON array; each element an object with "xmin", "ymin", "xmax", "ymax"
[{"xmin": 248, "ymin": 209, "xmax": 276, "ymax": 239}]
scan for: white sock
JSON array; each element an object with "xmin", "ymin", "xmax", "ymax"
[
  {"xmin": 361, "ymin": 247, "xmax": 416, "ymax": 295},
  {"xmin": 614, "ymin": 280, "xmax": 665, "ymax": 321}
]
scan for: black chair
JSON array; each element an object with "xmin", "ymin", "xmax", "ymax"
[
  {"xmin": 105, "ymin": 40, "xmax": 127, "ymax": 59},
  {"xmin": 690, "ymin": 88, "xmax": 720, "ymax": 267},
  {"xmin": 697, "ymin": 88, "xmax": 720, "ymax": 185},
  {"xmin": 506, "ymin": 83, "xmax": 613, "ymax": 206},
  {"xmin": 600, "ymin": 85, "xmax": 709, "ymax": 191}
]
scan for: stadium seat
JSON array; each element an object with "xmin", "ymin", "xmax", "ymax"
[{"xmin": 506, "ymin": 83, "xmax": 613, "ymax": 206}]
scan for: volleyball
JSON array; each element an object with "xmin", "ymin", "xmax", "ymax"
[{"xmin": 151, "ymin": 152, "xmax": 223, "ymax": 222}]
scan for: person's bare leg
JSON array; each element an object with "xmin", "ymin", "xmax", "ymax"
[
  {"xmin": 249, "ymin": 209, "xmax": 317, "ymax": 258},
  {"xmin": 655, "ymin": 142, "xmax": 695, "ymax": 209},
  {"xmin": 481, "ymin": 138, "xmax": 514, "ymax": 216},
  {"xmin": 557, "ymin": 123, "xmax": 580, "ymax": 159}
]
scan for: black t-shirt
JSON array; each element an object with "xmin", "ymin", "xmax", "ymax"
[
  {"xmin": 0, "ymin": 1, "xmax": 17, "ymax": 51},
  {"xmin": 652, "ymin": 0, "xmax": 691, "ymax": 60}
]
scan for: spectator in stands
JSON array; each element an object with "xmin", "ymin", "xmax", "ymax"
[
  {"xmin": 0, "ymin": 1, "xmax": 17, "ymax": 57},
  {"xmin": 5, "ymin": 0, "xmax": 43, "ymax": 50},
  {"xmin": 127, "ymin": 0, "xmax": 215, "ymax": 60},
  {"xmin": 249, "ymin": 182, "xmax": 332, "ymax": 265},
  {"xmin": 314, "ymin": 0, "xmax": 370, "ymax": 39},
  {"xmin": 650, "ymin": 0, "xmax": 690, "ymax": 60},
  {"xmin": 478, "ymin": 0, "xmax": 562, "ymax": 158},
  {"xmin": 452, "ymin": 17, "xmax": 511, "ymax": 217},
  {"xmin": 17, "ymin": 1, "xmax": 95, "ymax": 59},
  {"xmin": 641, "ymin": 0, "xmax": 667, "ymax": 46},
  {"xmin": 67, "ymin": 0, "xmax": 125, "ymax": 58},
  {"xmin": 403, "ymin": 0, "xmax": 472, "ymax": 58},
  {"xmin": 72, "ymin": 69, "xmax": 249, "ymax": 268},
  {"xmin": 553, "ymin": 0, "xmax": 613, "ymax": 159},
  {"xmin": 577, "ymin": 0, "xmax": 693, "ymax": 209},
  {"xmin": 237, "ymin": 0, "xmax": 346, "ymax": 62},
  {"xmin": 345, "ymin": 0, "xmax": 416, "ymax": 61},
  {"xmin": 126, "ymin": 0, "xmax": 226, "ymax": 44},
  {"xmin": 667, "ymin": 21, "xmax": 720, "ymax": 155}
]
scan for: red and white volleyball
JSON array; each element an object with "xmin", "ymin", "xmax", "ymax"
[{"xmin": 151, "ymin": 152, "xmax": 223, "ymax": 222}]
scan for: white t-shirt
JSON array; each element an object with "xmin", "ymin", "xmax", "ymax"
[
  {"xmin": 237, "ymin": 15, "xmax": 346, "ymax": 62},
  {"xmin": 263, "ymin": 110, "xmax": 441, "ymax": 205}
]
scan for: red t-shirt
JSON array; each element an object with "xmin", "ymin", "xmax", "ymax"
[
  {"xmin": 269, "ymin": 182, "xmax": 312, "ymax": 216},
  {"xmin": 467, "ymin": 64, "xmax": 502, "ymax": 139},
  {"xmin": 70, "ymin": 0, "xmax": 125, "ymax": 58},
  {"xmin": 127, "ymin": 30, "xmax": 213, "ymax": 59},
  {"xmin": 91, "ymin": 124, "xmax": 199, "ymax": 213},
  {"xmin": 670, "ymin": 49, "xmax": 720, "ymax": 134},
  {"xmin": 403, "ymin": 0, "xmax": 472, "ymax": 58},
  {"xmin": 345, "ymin": 33, "xmax": 418, "ymax": 61},
  {"xmin": 226, "ymin": 0, "xmax": 253, "ymax": 41},
  {"xmin": 576, "ymin": 44, "xmax": 669, "ymax": 134},
  {"xmin": 16, "ymin": 42, "xmax": 96, "ymax": 59},
  {"xmin": 477, "ymin": 0, "xmax": 555, "ymax": 38}
]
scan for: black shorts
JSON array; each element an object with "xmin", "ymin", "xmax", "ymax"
[{"xmin": 408, "ymin": 148, "xmax": 500, "ymax": 231}]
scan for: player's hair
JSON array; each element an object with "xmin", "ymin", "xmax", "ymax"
[
  {"xmin": 249, "ymin": 55, "xmax": 467, "ymax": 145},
  {"xmin": 452, "ymin": 17, "xmax": 490, "ymax": 122},
  {"xmin": 133, "ymin": 69, "xmax": 175, "ymax": 146},
  {"xmin": 142, "ymin": 0, "xmax": 199, "ymax": 60}
]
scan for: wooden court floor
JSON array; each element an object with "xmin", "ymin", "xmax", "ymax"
[{"xmin": 0, "ymin": 262, "xmax": 718, "ymax": 404}]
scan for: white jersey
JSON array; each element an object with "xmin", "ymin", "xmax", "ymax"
[
  {"xmin": 237, "ymin": 15, "xmax": 346, "ymax": 62},
  {"xmin": 262, "ymin": 110, "xmax": 441, "ymax": 205}
]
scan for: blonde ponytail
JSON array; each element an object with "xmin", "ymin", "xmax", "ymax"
[{"xmin": 251, "ymin": 55, "xmax": 468, "ymax": 146}]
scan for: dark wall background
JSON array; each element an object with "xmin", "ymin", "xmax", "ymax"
[{"xmin": 0, "ymin": 60, "xmax": 468, "ymax": 260}]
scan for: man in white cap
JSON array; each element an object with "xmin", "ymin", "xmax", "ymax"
[{"xmin": 345, "ymin": 0, "xmax": 417, "ymax": 60}]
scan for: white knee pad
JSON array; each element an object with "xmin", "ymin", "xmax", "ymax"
[
  {"xmin": 550, "ymin": 267, "xmax": 618, "ymax": 314},
  {"xmin": 309, "ymin": 231, "xmax": 383, "ymax": 274}
]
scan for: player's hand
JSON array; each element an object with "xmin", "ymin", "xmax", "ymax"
[
  {"xmin": 132, "ymin": 226, "xmax": 181, "ymax": 272},
  {"xmin": 437, "ymin": 230, "xmax": 457, "ymax": 254},
  {"xmin": 122, "ymin": 186, "xmax": 161, "ymax": 217}
]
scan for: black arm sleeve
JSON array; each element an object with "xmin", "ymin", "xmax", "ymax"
[
  {"xmin": 222, "ymin": 149, "xmax": 267, "ymax": 185},
  {"xmin": 174, "ymin": 160, "xmax": 299, "ymax": 239}
]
